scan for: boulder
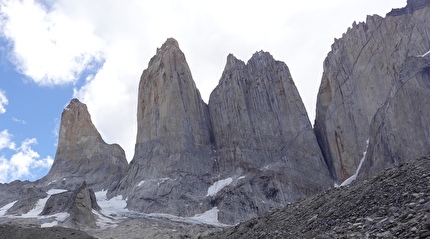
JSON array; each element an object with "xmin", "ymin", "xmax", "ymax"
[{"xmin": 41, "ymin": 181, "xmax": 101, "ymax": 229}]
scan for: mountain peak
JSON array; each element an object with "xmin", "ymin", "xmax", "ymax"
[
  {"xmin": 60, "ymin": 98, "xmax": 102, "ymax": 143},
  {"xmin": 156, "ymin": 38, "xmax": 180, "ymax": 54},
  {"xmin": 43, "ymin": 98, "xmax": 128, "ymax": 191}
]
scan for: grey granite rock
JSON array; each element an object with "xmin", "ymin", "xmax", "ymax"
[
  {"xmin": 208, "ymin": 52, "xmax": 332, "ymax": 224},
  {"xmin": 112, "ymin": 40, "xmax": 332, "ymax": 225},
  {"xmin": 41, "ymin": 98, "xmax": 128, "ymax": 191},
  {"xmin": 360, "ymin": 55, "xmax": 430, "ymax": 178},
  {"xmin": 112, "ymin": 38, "xmax": 215, "ymax": 217},
  {"xmin": 4, "ymin": 183, "xmax": 46, "ymax": 216},
  {"xmin": 314, "ymin": 2, "xmax": 430, "ymax": 183},
  {"xmin": 0, "ymin": 181, "xmax": 36, "ymax": 213}
]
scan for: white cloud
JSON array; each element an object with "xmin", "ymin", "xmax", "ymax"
[
  {"xmin": 12, "ymin": 117, "xmax": 26, "ymax": 124},
  {"xmin": 0, "ymin": 89, "xmax": 8, "ymax": 114},
  {"xmin": 0, "ymin": 129, "xmax": 15, "ymax": 150},
  {"xmin": 0, "ymin": 133, "xmax": 53, "ymax": 183},
  {"xmin": 0, "ymin": 0, "xmax": 105, "ymax": 85}
]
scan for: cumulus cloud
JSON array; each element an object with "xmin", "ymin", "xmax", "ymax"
[
  {"xmin": 0, "ymin": 129, "xmax": 15, "ymax": 150},
  {"xmin": 0, "ymin": 0, "xmax": 105, "ymax": 85},
  {"xmin": 0, "ymin": 89, "xmax": 8, "ymax": 114},
  {"xmin": 0, "ymin": 131, "xmax": 53, "ymax": 183}
]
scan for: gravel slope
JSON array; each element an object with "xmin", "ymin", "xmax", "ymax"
[{"xmin": 205, "ymin": 156, "xmax": 430, "ymax": 239}]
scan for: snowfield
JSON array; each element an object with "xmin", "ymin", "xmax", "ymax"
[
  {"xmin": 94, "ymin": 190, "xmax": 228, "ymax": 228},
  {"xmin": 206, "ymin": 177, "xmax": 233, "ymax": 197},
  {"xmin": 0, "ymin": 200, "xmax": 17, "ymax": 216},
  {"xmin": 0, "ymin": 189, "xmax": 69, "ymax": 227}
]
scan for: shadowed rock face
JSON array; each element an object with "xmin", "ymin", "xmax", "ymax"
[
  {"xmin": 208, "ymin": 52, "xmax": 332, "ymax": 223},
  {"xmin": 42, "ymin": 99, "xmax": 128, "ymax": 191},
  {"xmin": 360, "ymin": 55, "xmax": 430, "ymax": 178},
  {"xmin": 113, "ymin": 38, "xmax": 216, "ymax": 217},
  {"xmin": 314, "ymin": 1, "xmax": 430, "ymax": 183}
]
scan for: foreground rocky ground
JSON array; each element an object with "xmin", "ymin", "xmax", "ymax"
[
  {"xmin": 0, "ymin": 157, "xmax": 429, "ymax": 238},
  {"xmin": 205, "ymin": 156, "xmax": 430, "ymax": 239},
  {"xmin": 0, "ymin": 224, "xmax": 96, "ymax": 239}
]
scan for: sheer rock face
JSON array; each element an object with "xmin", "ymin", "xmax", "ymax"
[
  {"xmin": 42, "ymin": 99, "xmax": 128, "ymax": 191},
  {"xmin": 314, "ymin": 3, "xmax": 430, "ymax": 183},
  {"xmin": 360, "ymin": 55, "xmax": 430, "ymax": 178},
  {"xmin": 208, "ymin": 52, "xmax": 332, "ymax": 224},
  {"xmin": 114, "ymin": 38, "xmax": 215, "ymax": 217}
]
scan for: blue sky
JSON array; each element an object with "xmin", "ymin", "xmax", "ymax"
[{"xmin": 0, "ymin": 0, "xmax": 406, "ymax": 183}]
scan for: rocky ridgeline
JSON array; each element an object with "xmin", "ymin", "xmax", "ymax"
[
  {"xmin": 205, "ymin": 156, "xmax": 430, "ymax": 239},
  {"xmin": 314, "ymin": 0, "xmax": 430, "ymax": 183}
]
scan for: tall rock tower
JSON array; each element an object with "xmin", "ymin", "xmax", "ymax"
[
  {"xmin": 115, "ymin": 38, "xmax": 215, "ymax": 217},
  {"xmin": 314, "ymin": 0, "xmax": 430, "ymax": 183},
  {"xmin": 208, "ymin": 52, "xmax": 332, "ymax": 223}
]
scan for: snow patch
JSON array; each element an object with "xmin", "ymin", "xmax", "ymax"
[
  {"xmin": 157, "ymin": 178, "xmax": 170, "ymax": 186},
  {"xmin": 206, "ymin": 178, "xmax": 233, "ymax": 197},
  {"xmin": 189, "ymin": 207, "xmax": 225, "ymax": 226},
  {"xmin": 22, "ymin": 189, "xmax": 67, "ymax": 218},
  {"xmin": 47, "ymin": 179, "xmax": 57, "ymax": 185},
  {"xmin": 47, "ymin": 189, "xmax": 68, "ymax": 195},
  {"xmin": 148, "ymin": 207, "xmax": 228, "ymax": 227},
  {"xmin": 238, "ymin": 176, "xmax": 246, "ymax": 180},
  {"xmin": 92, "ymin": 209, "xmax": 118, "ymax": 229},
  {"xmin": 338, "ymin": 139, "xmax": 369, "ymax": 187},
  {"xmin": 0, "ymin": 201, "xmax": 17, "ymax": 216},
  {"xmin": 420, "ymin": 49, "xmax": 430, "ymax": 57},
  {"xmin": 40, "ymin": 212, "xmax": 69, "ymax": 228},
  {"xmin": 137, "ymin": 180, "xmax": 145, "ymax": 186},
  {"xmin": 95, "ymin": 190, "xmax": 128, "ymax": 214},
  {"xmin": 41, "ymin": 221, "xmax": 58, "ymax": 227}
]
